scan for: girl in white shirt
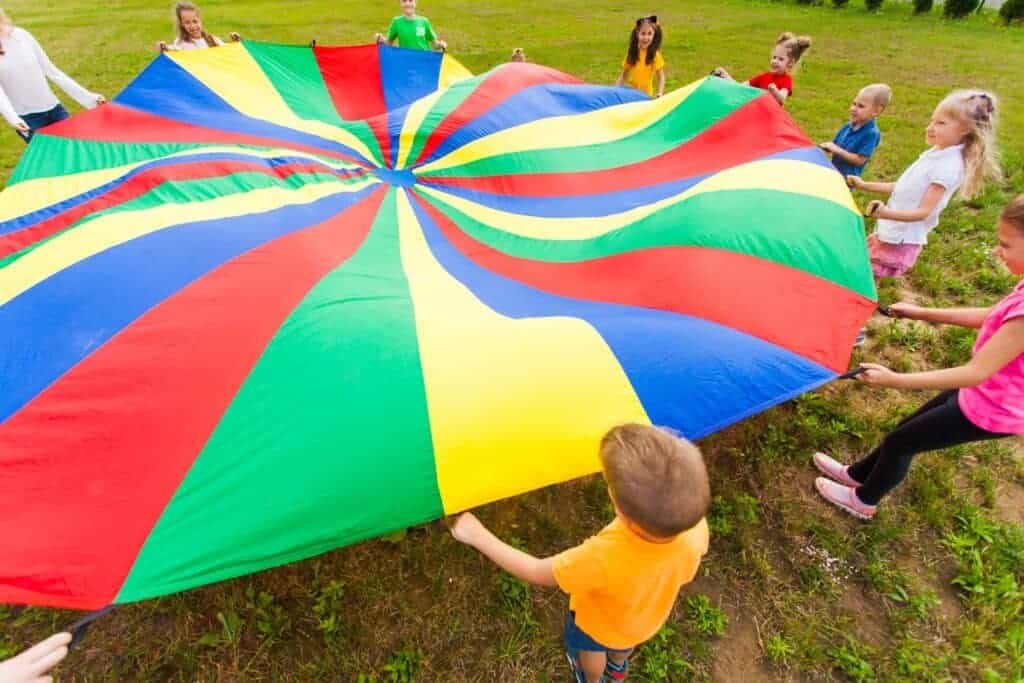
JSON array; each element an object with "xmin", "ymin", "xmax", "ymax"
[
  {"xmin": 847, "ymin": 89, "xmax": 1001, "ymax": 278},
  {"xmin": 0, "ymin": 8, "xmax": 105, "ymax": 142},
  {"xmin": 156, "ymin": 2, "xmax": 241, "ymax": 53}
]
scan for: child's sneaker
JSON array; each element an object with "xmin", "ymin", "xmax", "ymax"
[
  {"xmin": 814, "ymin": 477, "xmax": 877, "ymax": 520},
  {"xmin": 854, "ymin": 327, "xmax": 867, "ymax": 347},
  {"xmin": 812, "ymin": 452, "xmax": 859, "ymax": 487},
  {"xmin": 605, "ymin": 656, "xmax": 630, "ymax": 681}
]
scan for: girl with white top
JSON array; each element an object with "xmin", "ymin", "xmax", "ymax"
[
  {"xmin": 156, "ymin": 2, "xmax": 240, "ymax": 53},
  {"xmin": 0, "ymin": 8, "xmax": 106, "ymax": 142},
  {"xmin": 847, "ymin": 89, "xmax": 1001, "ymax": 278}
]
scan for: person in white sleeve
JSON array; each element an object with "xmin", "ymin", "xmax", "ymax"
[{"xmin": 0, "ymin": 7, "xmax": 106, "ymax": 143}]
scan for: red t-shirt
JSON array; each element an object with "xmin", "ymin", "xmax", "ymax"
[{"xmin": 748, "ymin": 72, "xmax": 794, "ymax": 98}]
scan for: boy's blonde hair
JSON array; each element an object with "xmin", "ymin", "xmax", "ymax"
[
  {"xmin": 777, "ymin": 31, "xmax": 812, "ymax": 64},
  {"xmin": 935, "ymin": 89, "xmax": 1001, "ymax": 201},
  {"xmin": 600, "ymin": 424, "xmax": 710, "ymax": 538},
  {"xmin": 860, "ymin": 83, "xmax": 892, "ymax": 111},
  {"xmin": 1002, "ymin": 195, "xmax": 1024, "ymax": 234}
]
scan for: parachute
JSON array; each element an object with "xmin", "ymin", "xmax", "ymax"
[{"xmin": 0, "ymin": 43, "xmax": 876, "ymax": 609}]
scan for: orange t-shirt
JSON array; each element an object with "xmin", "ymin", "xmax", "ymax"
[{"xmin": 551, "ymin": 517, "xmax": 710, "ymax": 649}]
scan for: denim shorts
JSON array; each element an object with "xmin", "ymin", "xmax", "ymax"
[
  {"xmin": 17, "ymin": 103, "xmax": 70, "ymax": 143},
  {"xmin": 564, "ymin": 610, "xmax": 633, "ymax": 654}
]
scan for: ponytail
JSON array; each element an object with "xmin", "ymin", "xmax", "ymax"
[
  {"xmin": 777, "ymin": 32, "xmax": 812, "ymax": 64},
  {"xmin": 937, "ymin": 90, "xmax": 1002, "ymax": 201}
]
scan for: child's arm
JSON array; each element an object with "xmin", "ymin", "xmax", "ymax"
[
  {"xmin": 859, "ymin": 318, "xmax": 1024, "ymax": 390},
  {"xmin": 821, "ymin": 142, "xmax": 868, "ymax": 168},
  {"xmin": 0, "ymin": 85, "xmax": 29, "ymax": 134},
  {"xmin": 615, "ymin": 69, "xmax": 628, "ymax": 87},
  {"xmin": 766, "ymin": 83, "xmax": 788, "ymax": 105},
  {"xmin": 888, "ymin": 302, "xmax": 992, "ymax": 329},
  {"xmin": 655, "ymin": 69, "xmax": 665, "ymax": 98},
  {"xmin": 866, "ymin": 183, "xmax": 944, "ymax": 222},
  {"xmin": 26, "ymin": 30, "xmax": 103, "ymax": 109},
  {"xmin": 433, "ymin": 38, "xmax": 447, "ymax": 50},
  {"xmin": 847, "ymin": 176, "xmax": 896, "ymax": 195},
  {"xmin": 451, "ymin": 513, "xmax": 558, "ymax": 587}
]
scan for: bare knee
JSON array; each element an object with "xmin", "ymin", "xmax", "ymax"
[
  {"xmin": 578, "ymin": 649, "xmax": 607, "ymax": 683},
  {"xmin": 608, "ymin": 648, "xmax": 633, "ymax": 665}
]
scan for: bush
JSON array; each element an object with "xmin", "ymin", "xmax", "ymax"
[
  {"xmin": 865, "ymin": 0, "xmax": 884, "ymax": 10},
  {"xmin": 944, "ymin": 0, "xmax": 979, "ymax": 18},
  {"xmin": 1001, "ymin": 0, "xmax": 1024, "ymax": 23},
  {"xmin": 913, "ymin": 0, "xmax": 933, "ymax": 14},
  {"xmin": 832, "ymin": 0, "xmax": 851, "ymax": 6}
]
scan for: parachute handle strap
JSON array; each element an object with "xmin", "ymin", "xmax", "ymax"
[{"xmin": 66, "ymin": 605, "xmax": 117, "ymax": 651}]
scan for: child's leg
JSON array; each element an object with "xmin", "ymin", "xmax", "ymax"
[
  {"xmin": 577, "ymin": 650, "xmax": 608, "ymax": 683},
  {"xmin": 851, "ymin": 390, "xmax": 1006, "ymax": 505},
  {"xmin": 847, "ymin": 389, "xmax": 956, "ymax": 483},
  {"xmin": 605, "ymin": 648, "xmax": 634, "ymax": 680}
]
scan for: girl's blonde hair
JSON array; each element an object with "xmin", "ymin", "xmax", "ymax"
[
  {"xmin": 935, "ymin": 89, "xmax": 1001, "ymax": 201},
  {"xmin": 777, "ymin": 31, "xmax": 812, "ymax": 64},
  {"xmin": 174, "ymin": 2, "xmax": 218, "ymax": 48}
]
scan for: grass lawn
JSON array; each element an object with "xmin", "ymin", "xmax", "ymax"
[{"xmin": 1, "ymin": 0, "xmax": 1023, "ymax": 680}]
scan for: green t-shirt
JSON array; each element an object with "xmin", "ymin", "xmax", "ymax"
[{"xmin": 386, "ymin": 15, "xmax": 437, "ymax": 51}]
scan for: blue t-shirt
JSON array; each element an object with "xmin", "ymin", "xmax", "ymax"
[{"xmin": 831, "ymin": 119, "xmax": 881, "ymax": 177}]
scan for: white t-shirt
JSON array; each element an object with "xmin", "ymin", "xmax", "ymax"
[
  {"xmin": 874, "ymin": 144, "xmax": 965, "ymax": 246},
  {"xmin": 0, "ymin": 27, "xmax": 100, "ymax": 126},
  {"xmin": 171, "ymin": 35, "xmax": 225, "ymax": 51}
]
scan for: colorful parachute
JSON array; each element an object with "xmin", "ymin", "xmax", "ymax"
[{"xmin": 0, "ymin": 43, "xmax": 876, "ymax": 610}]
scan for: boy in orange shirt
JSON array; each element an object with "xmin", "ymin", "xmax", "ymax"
[{"xmin": 451, "ymin": 424, "xmax": 711, "ymax": 682}]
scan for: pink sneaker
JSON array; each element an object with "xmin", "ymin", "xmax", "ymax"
[
  {"xmin": 814, "ymin": 477, "xmax": 877, "ymax": 520},
  {"xmin": 812, "ymin": 452, "xmax": 859, "ymax": 487}
]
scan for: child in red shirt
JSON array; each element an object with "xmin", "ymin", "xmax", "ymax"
[{"xmin": 713, "ymin": 31, "xmax": 812, "ymax": 106}]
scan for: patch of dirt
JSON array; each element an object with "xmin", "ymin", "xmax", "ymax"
[
  {"xmin": 993, "ymin": 480, "xmax": 1024, "ymax": 525},
  {"xmin": 710, "ymin": 613, "xmax": 778, "ymax": 683},
  {"xmin": 839, "ymin": 585, "xmax": 890, "ymax": 648}
]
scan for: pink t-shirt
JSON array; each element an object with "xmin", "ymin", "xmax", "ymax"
[{"xmin": 959, "ymin": 280, "xmax": 1024, "ymax": 434}]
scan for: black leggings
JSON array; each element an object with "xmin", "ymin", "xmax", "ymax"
[{"xmin": 847, "ymin": 389, "xmax": 1009, "ymax": 505}]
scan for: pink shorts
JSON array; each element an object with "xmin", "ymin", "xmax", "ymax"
[{"xmin": 867, "ymin": 233, "xmax": 923, "ymax": 278}]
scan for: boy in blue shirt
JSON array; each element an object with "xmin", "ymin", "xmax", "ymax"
[{"xmin": 820, "ymin": 84, "xmax": 892, "ymax": 178}]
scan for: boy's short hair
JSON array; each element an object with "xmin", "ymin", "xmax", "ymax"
[
  {"xmin": 859, "ymin": 83, "xmax": 892, "ymax": 111},
  {"xmin": 600, "ymin": 424, "xmax": 711, "ymax": 538}
]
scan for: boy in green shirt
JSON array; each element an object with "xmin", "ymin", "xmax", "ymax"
[{"xmin": 375, "ymin": 0, "xmax": 447, "ymax": 51}]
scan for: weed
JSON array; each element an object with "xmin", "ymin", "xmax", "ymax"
[
  {"xmin": 830, "ymin": 642, "xmax": 876, "ymax": 682},
  {"xmin": 198, "ymin": 610, "xmax": 243, "ymax": 648},
  {"xmin": 683, "ymin": 595, "xmax": 728, "ymax": 638},
  {"xmin": 638, "ymin": 624, "xmax": 695, "ymax": 681},
  {"xmin": 244, "ymin": 585, "xmax": 291, "ymax": 642},
  {"xmin": 764, "ymin": 633, "xmax": 795, "ymax": 664},
  {"xmin": 312, "ymin": 579, "xmax": 347, "ymax": 638},
  {"xmin": 382, "ymin": 645, "xmax": 424, "ymax": 683},
  {"xmin": 707, "ymin": 493, "xmax": 759, "ymax": 537}
]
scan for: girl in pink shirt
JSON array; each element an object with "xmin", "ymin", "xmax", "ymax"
[{"xmin": 812, "ymin": 195, "xmax": 1024, "ymax": 519}]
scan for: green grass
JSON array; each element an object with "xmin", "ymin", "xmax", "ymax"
[{"xmin": 1, "ymin": 0, "xmax": 1023, "ymax": 680}]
